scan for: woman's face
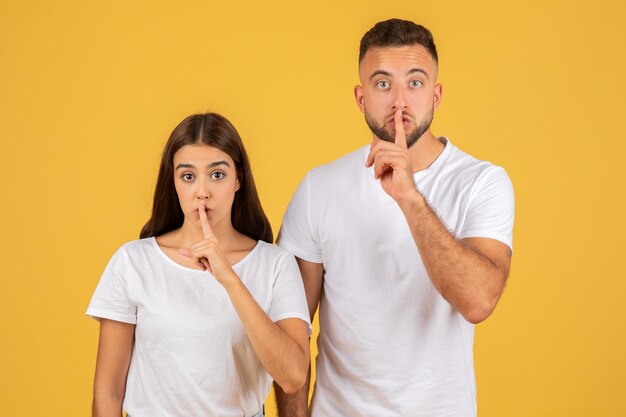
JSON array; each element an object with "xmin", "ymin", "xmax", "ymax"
[{"xmin": 173, "ymin": 144, "xmax": 240, "ymax": 231}]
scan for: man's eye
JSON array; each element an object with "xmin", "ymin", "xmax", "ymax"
[
  {"xmin": 211, "ymin": 171, "xmax": 225, "ymax": 180},
  {"xmin": 182, "ymin": 173, "xmax": 194, "ymax": 181},
  {"xmin": 410, "ymin": 80, "xmax": 422, "ymax": 88},
  {"xmin": 376, "ymin": 80, "xmax": 390, "ymax": 89}
]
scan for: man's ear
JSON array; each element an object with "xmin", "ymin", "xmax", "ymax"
[
  {"xmin": 354, "ymin": 85, "xmax": 365, "ymax": 113},
  {"xmin": 433, "ymin": 83, "xmax": 443, "ymax": 110}
]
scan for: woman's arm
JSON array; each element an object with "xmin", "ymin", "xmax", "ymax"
[
  {"xmin": 188, "ymin": 238, "xmax": 310, "ymax": 393},
  {"xmin": 92, "ymin": 319, "xmax": 135, "ymax": 417},
  {"xmin": 186, "ymin": 202, "xmax": 310, "ymax": 393},
  {"xmin": 275, "ymin": 258, "xmax": 324, "ymax": 416},
  {"xmin": 225, "ymin": 280, "xmax": 310, "ymax": 393}
]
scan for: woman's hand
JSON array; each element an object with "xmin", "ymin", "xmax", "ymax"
[{"xmin": 180, "ymin": 201, "xmax": 239, "ymax": 288}]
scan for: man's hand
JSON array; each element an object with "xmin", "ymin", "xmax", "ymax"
[{"xmin": 365, "ymin": 108, "xmax": 418, "ymax": 204}]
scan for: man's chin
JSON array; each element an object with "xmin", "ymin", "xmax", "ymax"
[
  {"xmin": 365, "ymin": 114, "xmax": 417, "ymax": 144},
  {"xmin": 376, "ymin": 128, "xmax": 417, "ymax": 143},
  {"xmin": 376, "ymin": 133, "xmax": 395, "ymax": 143}
]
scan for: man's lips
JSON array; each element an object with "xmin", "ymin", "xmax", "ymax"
[{"xmin": 387, "ymin": 115, "xmax": 412, "ymax": 124}]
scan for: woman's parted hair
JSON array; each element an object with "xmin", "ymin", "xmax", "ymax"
[{"xmin": 140, "ymin": 113, "xmax": 273, "ymax": 243}]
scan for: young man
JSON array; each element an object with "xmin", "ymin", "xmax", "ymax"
[{"xmin": 275, "ymin": 19, "xmax": 515, "ymax": 417}]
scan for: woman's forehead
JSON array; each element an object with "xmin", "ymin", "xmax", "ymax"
[{"xmin": 173, "ymin": 144, "xmax": 234, "ymax": 166}]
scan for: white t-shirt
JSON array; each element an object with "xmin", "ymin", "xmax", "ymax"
[
  {"xmin": 278, "ymin": 139, "xmax": 514, "ymax": 417},
  {"xmin": 87, "ymin": 237, "xmax": 311, "ymax": 417}
]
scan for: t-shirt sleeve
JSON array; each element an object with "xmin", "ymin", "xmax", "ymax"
[
  {"xmin": 458, "ymin": 166, "xmax": 515, "ymax": 251},
  {"xmin": 277, "ymin": 173, "xmax": 322, "ymax": 263},
  {"xmin": 268, "ymin": 252, "xmax": 313, "ymax": 336},
  {"xmin": 86, "ymin": 246, "xmax": 137, "ymax": 324}
]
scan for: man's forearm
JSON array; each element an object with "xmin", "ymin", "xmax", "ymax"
[
  {"xmin": 275, "ymin": 366, "xmax": 310, "ymax": 417},
  {"xmin": 398, "ymin": 191, "xmax": 509, "ymax": 323}
]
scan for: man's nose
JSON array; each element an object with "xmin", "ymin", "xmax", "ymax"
[{"xmin": 392, "ymin": 86, "xmax": 408, "ymax": 110}]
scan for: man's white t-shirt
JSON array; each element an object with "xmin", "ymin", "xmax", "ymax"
[
  {"xmin": 278, "ymin": 139, "xmax": 515, "ymax": 417},
  {"xmin": 87, "ymin": 237, "xmax": 311, "ymax": 417}
]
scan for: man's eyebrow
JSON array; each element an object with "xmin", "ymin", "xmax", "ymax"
[
  {"xmin": 369, "ymin": 70, "xmax": 392, "ymax": 80},
  {"xmin": 369, "ymin": 68, "xmax": 430, "ymax": 80},
  {"xmin": 175, "ymin": 160, "xmax": 230, "ymax": 170},
  {"xmin": 408, "ymin": 68, "xmax": 430, "ymax": 80}
]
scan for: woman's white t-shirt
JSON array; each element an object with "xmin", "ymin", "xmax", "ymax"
[{"xmin": 87, "ymin": 237, "xmax": 311, "ymax": 417}]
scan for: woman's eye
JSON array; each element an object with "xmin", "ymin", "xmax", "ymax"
[
  {"xmin": 182, "ymin": 173, "xmax": 194, "ymax": 181},
  {"xmin": 376, "ymin": 80, "xmax": 390, "ymax": 89},
  {"xmin": 410, "ymin": 80, "xmax": 422, "ymax": 88},
  {"xmin": 211, "ymin": 171, "xmax": 225, "ymax": 180}
]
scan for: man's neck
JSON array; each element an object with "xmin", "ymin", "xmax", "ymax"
[{"xmin": 407, "ymin": 130, "xmax": 445, "ymax": 173}]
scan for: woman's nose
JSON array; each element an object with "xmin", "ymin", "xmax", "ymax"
[{"xmin": 195, "ymin": 182, "xmax": 210, "ymax": 199}]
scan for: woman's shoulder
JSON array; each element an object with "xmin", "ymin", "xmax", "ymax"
[
  {"xmin": 108, "ymin": 237, "xmax": 157, "ymax": 265},
  {"xmin": 118, "ymin": 237, "xmax": 155, "ymax": 252},
  {"xmin": 251, "ymin": 240, "xmax": 297, "ymax": 266}
]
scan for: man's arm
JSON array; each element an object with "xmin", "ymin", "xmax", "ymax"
[
  {"xmin": 366, "ymin": 109, "xmax": 511, "ymax": 324},
  {"xmin": 275, "ymin": 258, "xmax": 324, "ymax": 417},
  {"xmin": 398, "ymin": 195, "xmax": 511, "ymax": 323}
]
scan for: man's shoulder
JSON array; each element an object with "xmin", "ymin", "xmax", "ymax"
[
  {"xmin": 306, "ymin": 145, "xmax": 369, "ymax": 181},
  {"xmin": 444, "ymin": 140, "xmax": 507, "ymax": 181}
]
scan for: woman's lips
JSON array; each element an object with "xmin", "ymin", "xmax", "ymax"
[{"xmin": 194, "ymin": 207, "xmax": 212, "ymax": 215}]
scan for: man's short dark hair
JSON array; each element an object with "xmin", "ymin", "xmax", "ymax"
[{"xmin": 359, "ymin": 19, "xmax": 438, "ymax": 64}]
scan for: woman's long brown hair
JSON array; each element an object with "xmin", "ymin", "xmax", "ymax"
[{"xmin": 140, "ymin": 113, "xmax": 273, "ymax": 243}]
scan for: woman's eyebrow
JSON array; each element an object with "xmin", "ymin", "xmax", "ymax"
[
  {"xmin": 207, "ymin": 160, "xmax": 230, "ymax": 168},
  {"xmin": 175, "ymin": 163, "xmax": 195, "ymax": 170},
  {"xmin": 175, "ymin": 161, "xmax": 230, "ymax": 170}
]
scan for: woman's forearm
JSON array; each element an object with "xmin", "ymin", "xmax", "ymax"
[
  {"xmin": 92, "ymin": 392, "xmax": 123, "ymax": 417},
  {"xmin": 224, "ymin": 277, "xmax": 309, "ymax": 394},
  {"xmin": 93, "ymin": 319, "xmax": 133, "ymax": 417}
]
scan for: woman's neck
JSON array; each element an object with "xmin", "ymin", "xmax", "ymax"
[{"xmin": 178, "ymin": 217, "xmax": 240, "ymax": 248}]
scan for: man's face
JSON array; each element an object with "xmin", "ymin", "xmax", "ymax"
[{"xmin": 355, "ymin": 44, "xmax": 442, "ymax": 147}]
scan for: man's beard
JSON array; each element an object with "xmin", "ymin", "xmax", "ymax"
[{"xmin": 364, "ymin": 107, "xmax": 434, "ymax": 148}]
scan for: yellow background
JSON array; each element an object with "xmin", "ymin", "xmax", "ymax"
[{"xmin": 1, "ymin": 0, "xmax": 625, "ymax": 415}]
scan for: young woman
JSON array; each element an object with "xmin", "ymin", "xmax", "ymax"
[{"xmin": 87, "ymin": 113, "xmax": 311, "ymax": 417}]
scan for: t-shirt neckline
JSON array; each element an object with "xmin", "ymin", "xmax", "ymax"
[
  {"xmin": 149, "ymin": 236, "xmax": 262, "ymax": 274},
  {"xmin": 362, "ymin": 137, "xmax": 452, "ymax": 179},
  {"xmin": 412, "ymin": 137, "xmax": 452, "ymax": 180}
]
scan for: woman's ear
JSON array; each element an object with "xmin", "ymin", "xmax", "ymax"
[{"xmin": 235, "ymin": 177, "xmax": 241, "ymax": 192}]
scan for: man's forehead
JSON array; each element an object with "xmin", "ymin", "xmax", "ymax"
[{"xmin": 359, "ymin": 45, "xmax": 437, "ymax": 78}]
